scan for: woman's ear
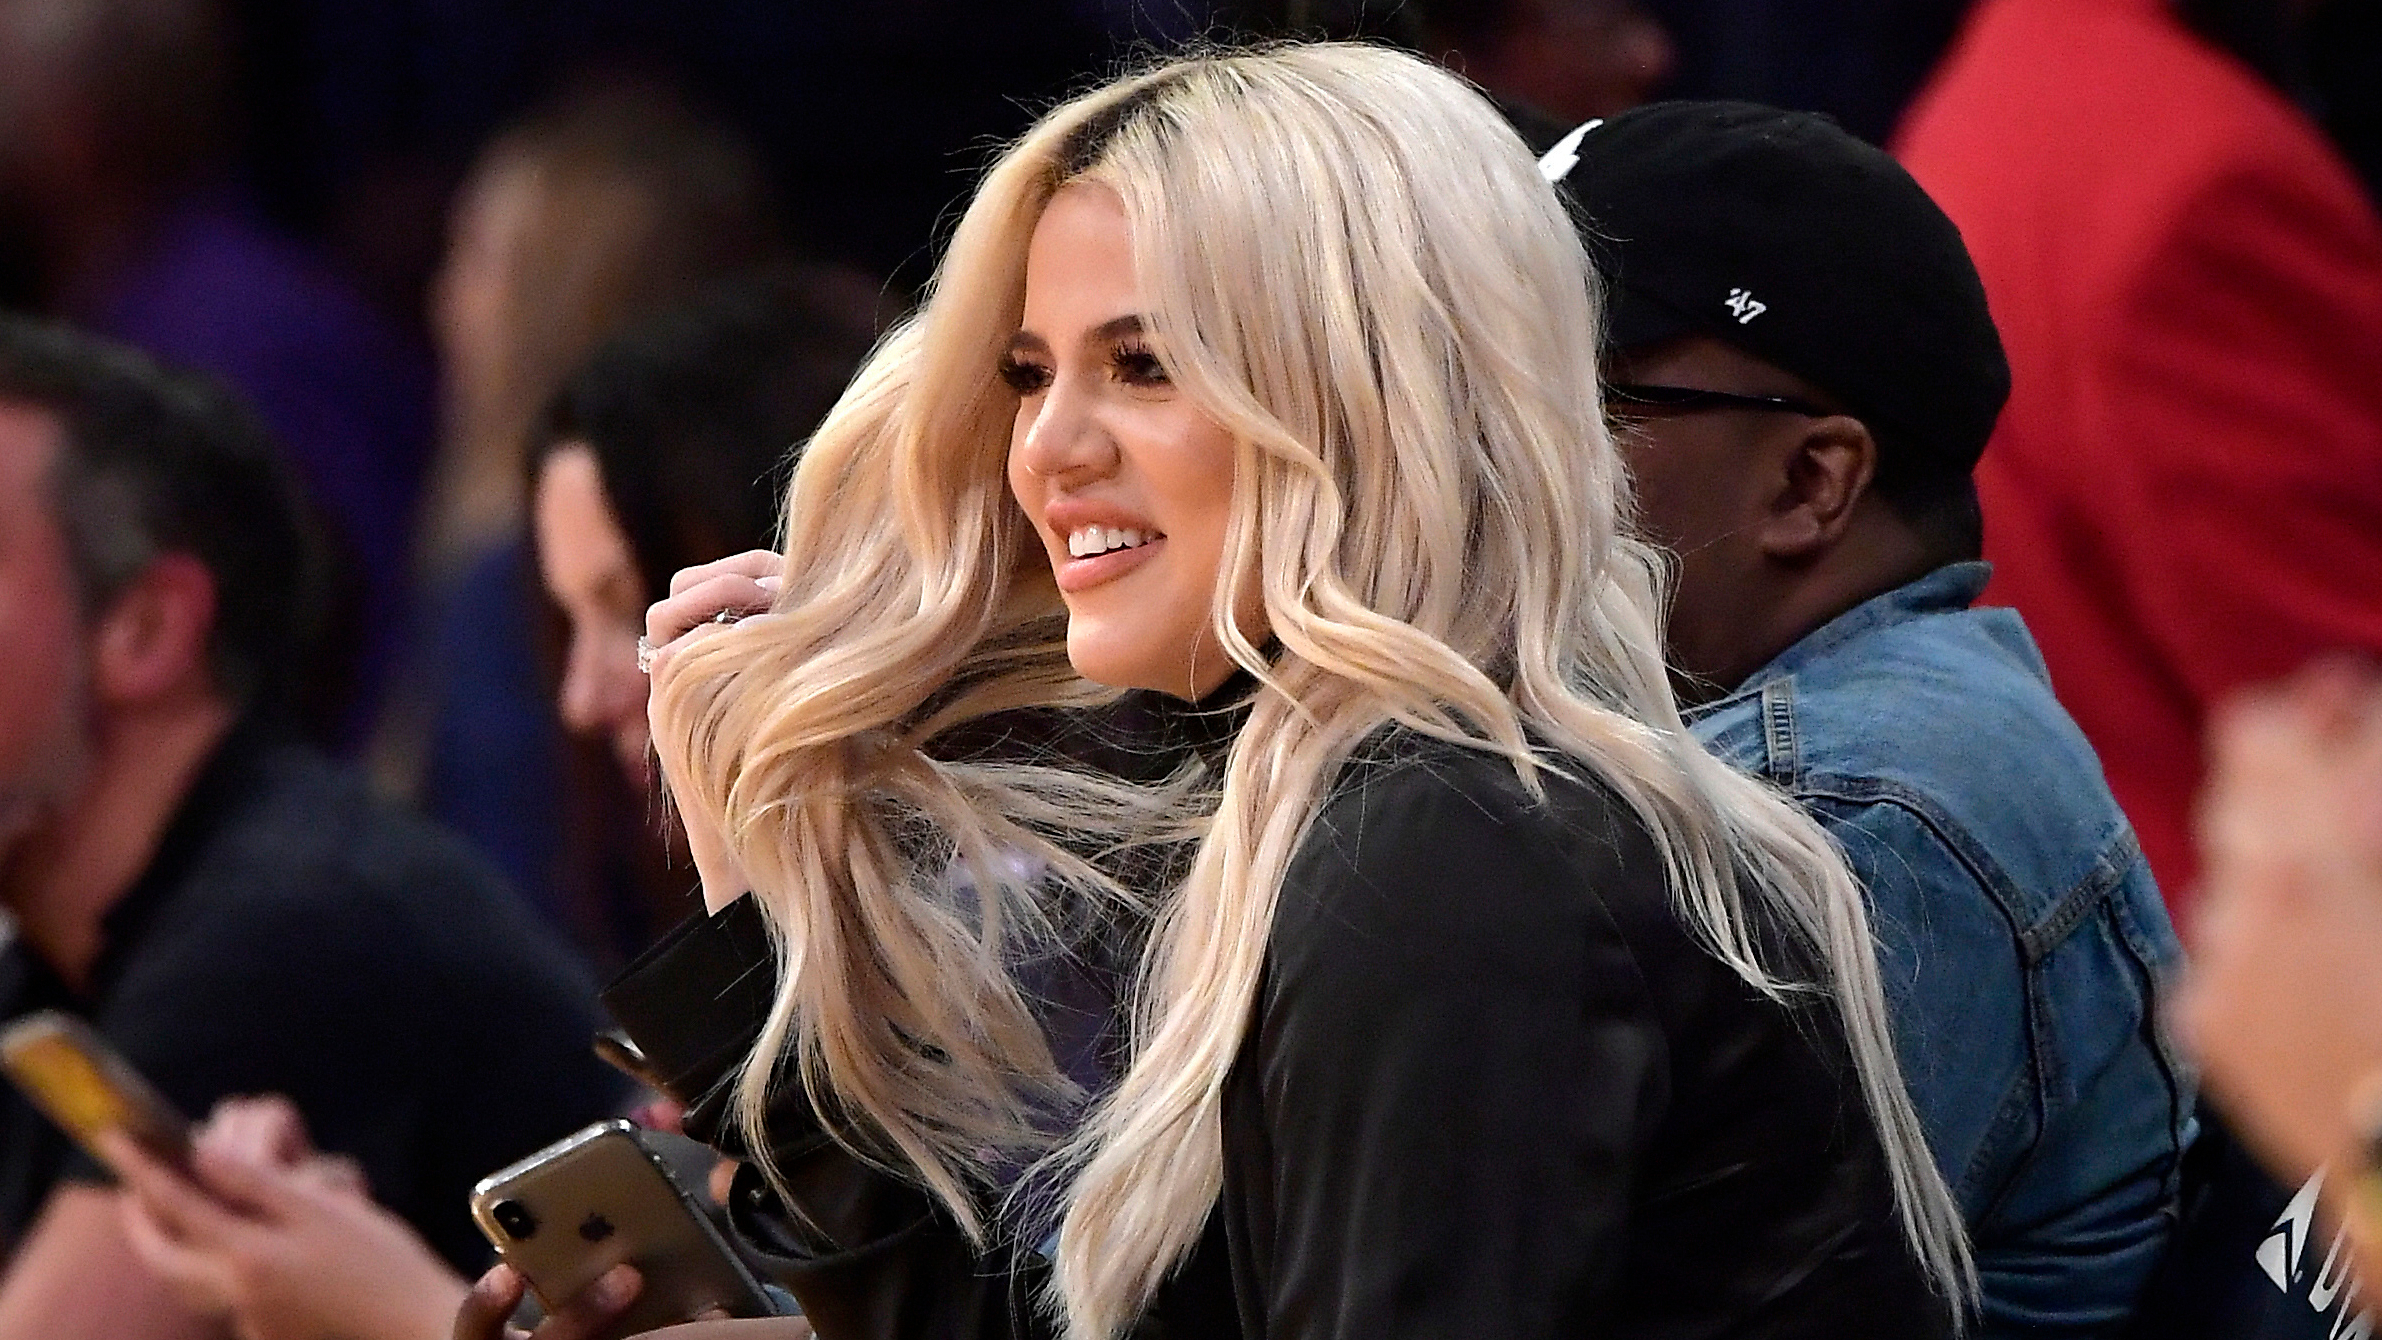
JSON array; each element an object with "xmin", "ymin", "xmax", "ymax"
[
  {"xmin": 90, "ymin": 553, "xmax": 219, "ymax": 706},
  {"xmin": 1758, "ymin": 416, "xmax": 1877, "ymax": 561}
]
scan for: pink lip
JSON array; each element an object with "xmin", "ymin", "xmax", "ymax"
[{"xmin": 1056, "ymin": 535, "xmax": 1165, "ymax": 593}]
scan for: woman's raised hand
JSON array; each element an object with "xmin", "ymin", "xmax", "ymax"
[
  {"xmin": 643, "ymin": 551, "xmax": 784, "ymax": 911},
  {"xmin": 107, "ymin": 1095, "xmax": 469, "ymax": 1340},
  {"xmin": 644, "ymin": 551, "xmax": 783, "ymax": 660}
]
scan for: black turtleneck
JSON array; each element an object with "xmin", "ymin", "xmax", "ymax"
[{"xmin": 0, "ymin": 716, "xmax": 624, "ymax": 1271}]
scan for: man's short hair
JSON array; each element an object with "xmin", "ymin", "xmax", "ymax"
[
  {"xmin": 1867, "ymin": 425, "xmax": 1987, "ymax": 559},
  {"xmin": 0, "ymin": 316, "xmax": 324, "ymax": 710}
]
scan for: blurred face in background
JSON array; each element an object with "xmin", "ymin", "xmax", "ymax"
[
  {"xmin": 533, "ymin": 444, "xmax": 652, "ymax": 785},
  {"xmin": 1435, "ymin": 0, "xmax": 1675, "ymax": 123},
  {"xmin": 0, "ymin": 402, "xmax": 91, "ymax": 857},
  {"xmin": 431, "ymin": 156, "xmax": 541, "ymax": 419},
  {"xmin": 0, "ymin": 2, "xmax": 55, "ymax": 188},
  {"xmin": 427, "ymin": 148, "xmax": 663, "ymax": 564},
  {"xmin": 425, "ymin": 154, "xmax": 553, "ymax": 556}
]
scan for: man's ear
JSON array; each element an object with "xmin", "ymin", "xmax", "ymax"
[
  {"xmin": 1758, "ymin": 416, "xmax": 1877, "ymax": 561},
  {"xmin": 90, "ymin": 553, "xmax": 218, "ymax": 706}
]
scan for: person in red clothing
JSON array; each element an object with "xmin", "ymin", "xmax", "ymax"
[{"xmin": 1893, "ymin": 0, "xmax": 2382, "ymax": 917}]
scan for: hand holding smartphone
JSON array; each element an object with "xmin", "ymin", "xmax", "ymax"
[
  {"xmin": 0, "ymin": 1010, "xmax": 191, "ymax": 1176},
  {"xmin": 472, "ymin": 1119, "xmax": 778, "ymax": 1340}
]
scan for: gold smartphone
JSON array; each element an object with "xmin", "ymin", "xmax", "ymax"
[
  {"xmin": 471, "ymin": 1119, "xmax": 776, "ymax": 1338},
  {"xmin": 0, "ymin": 1010, "xmax": 192, "ymax": 1175}
]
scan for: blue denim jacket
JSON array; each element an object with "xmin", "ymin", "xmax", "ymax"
[{"xmin": 1689, "ymin": 563, "xmax": 2191, "ymax": 1338}]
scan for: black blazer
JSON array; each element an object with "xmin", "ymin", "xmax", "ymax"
[{"xmin": 603, "ymin": 728, "xmax": 1956, "ymax": 1340}]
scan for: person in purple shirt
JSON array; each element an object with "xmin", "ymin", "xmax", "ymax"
[{"xmin": 0, "ymin": 0, "xmax": 434, "ymax": 736}]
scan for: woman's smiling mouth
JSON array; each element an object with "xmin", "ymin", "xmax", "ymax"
[
  {"xmin": 1066, "ymin": 524, "xmax": 1161, "ymax": 557},
  {"xmin": 1057, "ymin": 525, "xmax": 1166, "ymax": 592}
]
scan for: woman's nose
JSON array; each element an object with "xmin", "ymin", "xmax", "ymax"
[{"xmin": 1014, "ymin": 378, "xmax": 1119, "ymax": 484}]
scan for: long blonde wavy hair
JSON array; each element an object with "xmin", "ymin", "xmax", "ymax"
[{"xmin": 650, "ymin": 43, "xmax": 1972, "ymax": 1340}]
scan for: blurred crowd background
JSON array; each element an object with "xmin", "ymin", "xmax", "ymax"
[{"xmin": 2, "ymin": 0, "xmax": 2375, "ymax": 975}]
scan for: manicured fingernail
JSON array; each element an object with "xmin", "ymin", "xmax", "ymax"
[{"xmin": 756, "ymin": 575, "xmax": 781, "ymax": 593}]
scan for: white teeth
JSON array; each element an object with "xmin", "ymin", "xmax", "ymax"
[{"xmin": 1065, "ymin": 526, "xmax": 1156, "ymax": 558}]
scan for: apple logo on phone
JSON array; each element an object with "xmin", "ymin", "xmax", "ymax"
[{"xmin": 579, "ymin": 1213, "xmax": 616, "ymax": 1243}]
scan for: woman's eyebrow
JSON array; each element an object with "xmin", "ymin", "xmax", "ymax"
[{"xmin": 1007, "ymin": 314, "xmax": 1146, "ymax": 357}]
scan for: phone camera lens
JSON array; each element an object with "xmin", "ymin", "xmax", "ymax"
[{"xmin": 491, "ymin": 1200, "xmax": 538, "ymax": 1240}]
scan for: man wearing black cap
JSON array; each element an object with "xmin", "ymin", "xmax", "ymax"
[{"xmin": 1545, "ymin": 104, "xmax": 2189, "ymax": 1336}]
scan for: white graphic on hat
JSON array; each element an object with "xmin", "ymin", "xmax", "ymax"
[
  {"xmin": 1537, "ymin": 119, "xmax": 1603, "ymax": 182},
  {"xmin": 1725, "ymin": 288, "xmax": 1767, "ymax": 324},
  {"xmin": 2259, "ymin": 1167, "xmax": 2326, "ymax": 1290}
]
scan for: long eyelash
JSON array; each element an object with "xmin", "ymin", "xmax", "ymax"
[
  {"xmin": 997, "ymin": 354, "xmax": 1051, "ymax": 395},
  {"xmin": 1112, "ymin": 342, "xmax": 1170, "ymax": 385}
]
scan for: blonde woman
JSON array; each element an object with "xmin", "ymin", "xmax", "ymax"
[{"xmin": 510, "ymin": 44, "xmax": 1972, "ymax": 1340}]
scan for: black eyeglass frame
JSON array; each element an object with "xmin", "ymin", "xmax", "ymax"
[{"xmin": 1604, "ymin": 382, "xmax": 1835, "ymax": 418}]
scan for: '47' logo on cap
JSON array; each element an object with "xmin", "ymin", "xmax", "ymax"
[{"xmin": 1725, "ymin": 288, "xmax": 1767, "ymax": 324}]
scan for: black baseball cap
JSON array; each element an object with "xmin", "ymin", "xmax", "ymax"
[{"xmin": 1540, "ymin": 101, "xmax": 2010, "ymax": 477}]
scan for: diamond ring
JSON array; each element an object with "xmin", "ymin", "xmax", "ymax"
[{"xmin": 638, "ymin": 610, "xmax": 748, "ymax": 676}]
